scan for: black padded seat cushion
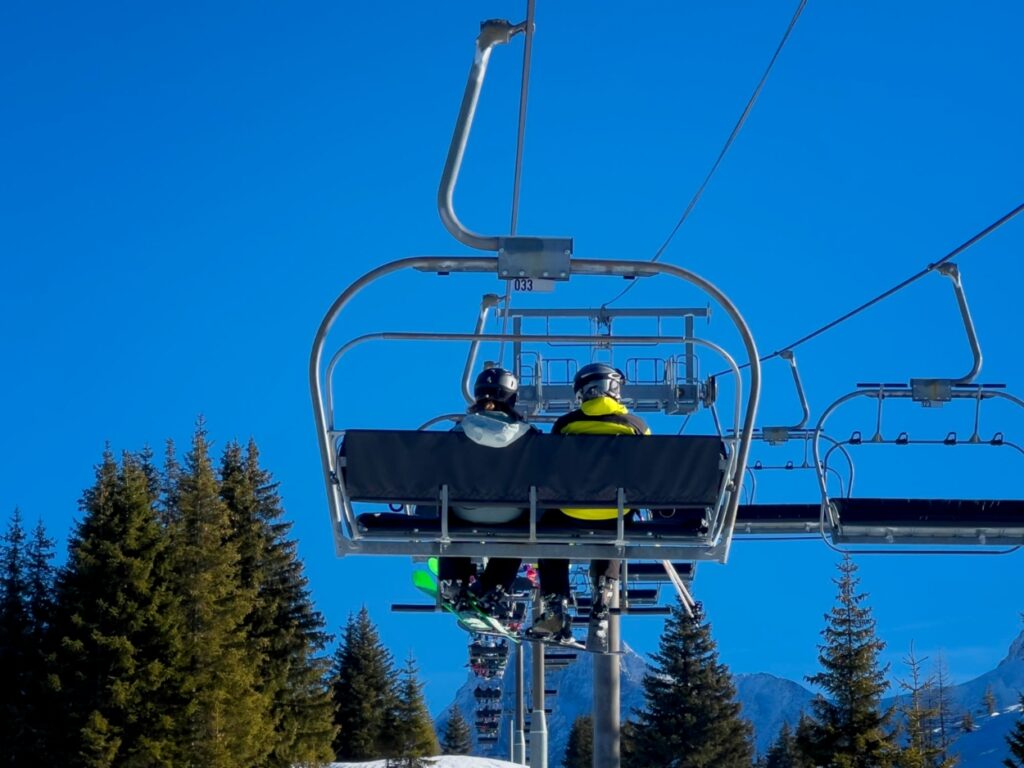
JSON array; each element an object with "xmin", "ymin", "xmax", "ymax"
[
  {"xmin": 833, "ymin": 497, "xmax": 1024, "ymax": 526},
  {"xmin": 737, "ymin": 503, "xmax": 821, "ymax": 523},
  {"xmin": 355, "ymin": 509, "xmax": 709, "ymax": 537},
  {"xmin": 341, "ymin": 429, "xmax": 725, "ymax": 507}
]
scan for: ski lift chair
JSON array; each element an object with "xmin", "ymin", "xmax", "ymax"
[
  {"xmin": 313, "ymin": 264, "xmax": 760, "ymax": 571},
  {"xmin": 811, "ymin": 266, "xmax": 1024, "ymax": 550},
  {"xmin": 310, "ymin": 13, "xmax": 762, "ymax": 574},
  {"xmin": 813, "ymin": 383, "xmax": 1024, "ymax": 548}
]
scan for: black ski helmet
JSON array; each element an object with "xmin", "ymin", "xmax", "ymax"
[
  {"xmin": 473, "ymin": 366, "xmax": 519, "ymax": 409},
  {"xmin": 574, "ymin": 362, "xmax": 625, "ymax": 402}
]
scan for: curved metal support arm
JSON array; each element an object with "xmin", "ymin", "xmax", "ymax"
[
  {"xmin": 438, "ymin": 20, "xmax": 525, "ymax": 251},
  {"xmin": 780, "ymin": 350, "xmax": 810, "ymax": 430},
  {"xmin": 462, "ymin": 293, "xmax": 502, "ymax": 404},
  {"xmin": 937, "ymin": 264, "xmax": 983, "ymax": 385}
]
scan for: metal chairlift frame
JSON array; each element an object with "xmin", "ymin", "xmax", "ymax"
[
  {"xmin": 312, "ymin": 262, "xmax": 758, "ymax": 561},
  {"xmin": 461, "ymin": 302, "xmax": 714, "ymax": 418},
  {"xmin": 810, "ymin": 265, "xmax": 1024, "ymax": 551},
  {"xmin": 310, "ymin": 14, "xmax": 762, "ymax": 573},
  {"xmin": 741, "ymin": 351, "xmax": 856, "ymax": 510}
]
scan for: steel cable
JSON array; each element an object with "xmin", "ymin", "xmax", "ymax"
[
  {"xmin": 603, "ymin": 0, "xmax": 809, "ymax": 308},
  {"xmin": 711, "ymin": 201, "xmax": 1024, "ymax": 378}
]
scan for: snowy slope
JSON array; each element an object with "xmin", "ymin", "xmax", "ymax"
[{"xmin": 954, "ymin": 703, "xmax": 1023, "ymax": 768}]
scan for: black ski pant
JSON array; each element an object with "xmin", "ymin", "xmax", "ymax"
[{"xmin": 537, "ymin": 510, "xmax": 634, "ymax": 599}]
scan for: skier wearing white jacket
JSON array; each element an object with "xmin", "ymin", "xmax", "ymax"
[{"xmin": 438, "ymin": 367, "xmax": 538, "ymax": 621}]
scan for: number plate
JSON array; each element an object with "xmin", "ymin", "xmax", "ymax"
[{"xmin": 510, "ymin": 277, "xmax": 555, "ymax": 293}]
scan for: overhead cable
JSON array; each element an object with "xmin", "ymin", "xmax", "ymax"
[
  {"xmin": 712, "ymin": 201, "xmax": 1024, "ymax": 378},
  {"xmin": 499, "ymin": 0, "xmax": 538, "ymax": 367},
  {"xmin": 603, "ymin": 0, "xmax": 809, "ymax": 309}
]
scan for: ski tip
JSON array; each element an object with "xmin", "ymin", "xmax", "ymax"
[
  {"xmin": 411, "ymin": 569, "xmax": 438, "ymax": 597},
  {"xmin": 427, "ymin": 556, "xmax": 439, "ymax": 575}
]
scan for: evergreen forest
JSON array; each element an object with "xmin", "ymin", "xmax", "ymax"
[
  {"xmin": 3, "ymin": 427, "xmax": 1024, "ymax": 767},
  {"xmin": 0, "ymin": 424, "xmax": 438, "ymax": 767}
]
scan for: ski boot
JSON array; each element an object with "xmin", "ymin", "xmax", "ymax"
[
  {"xmin": 525, "ymin": 594, "xmax": 574, "ymax": 642},
  {"xmin": 586, "ymin": 575, "xmax": 617, "ymax": 653},
  {"xmin": 476, "ymin": 585, "xmax": 514, "ymax": 623},
  {"xmin": 439, "ymin": 579, "xmax": 474, "ymax": 612}
]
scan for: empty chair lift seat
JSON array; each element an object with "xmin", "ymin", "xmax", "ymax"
[
  {"xmin": 831, "ymin": 497, "xmax": 1024, "ymax": 545},
  {"xmin": 340, "ymin": 430, "xmax": 725, "ymax": 539}
]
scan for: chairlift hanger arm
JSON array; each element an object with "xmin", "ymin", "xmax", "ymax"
[
  {"xmin": 438, "ymin": 18, "xmax": 530, "ymax": 251},
  {"xmin": 936, "ymin": 264, "xmax": 982, "ymax": 385},
  {"xmin": 780, "ymin": 350, "xmax": 810, "ymax": 430},
  {"xmin": 462, "ymin": 293, "xmax": 502, "ymax": 404}
]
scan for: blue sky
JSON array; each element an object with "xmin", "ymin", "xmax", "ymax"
[{"xmin": 2, "ymin": 1, "xmax": 1023, "ymax": 714}]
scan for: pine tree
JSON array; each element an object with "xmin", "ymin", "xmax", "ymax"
[
  {"xmin": 764, "ymin": 721, "xmax": 814, "ymax": 768},
  {"xmin": 927, "ymin": 654, "xmax": 958, "ymax": 766},
  {"xmin": 893, "ymin": 644, "xmax": 954, "ymax": 768},
  {"xmin": 0, "ymin": 508, "xmax": 35, "ymax": 763},
  {"xmin": 219, "ymin": 440, "xmax": 336, "ymax": 766},
  {"xmin": 442, "ymin": 707, "xmax": 473, "ymax": 755},
  {"xmin": 387, "ymin": 653, "xmax": 440, "ymax": 766},
  {"xmin": 629, "ymin": 600, "xmax": 754, "ymax": 768},
  {"xmin": 331, "ymin": 606, "xmax": 399, "ymax": 760},
  {"xmin": 620, "ymin": 719, "xmax": 639, "ymax": 768},
  {"xmin": 960, "ymin": 712, "xmax": 974, "ymax": 734},
  {"xmin": 985, "ymin": 686, "xmax": 998, "ymax": 716},
  {"xmin": 1005, "ymin": 694, "xmax": 1024, "ymax": 768},
  {"xmin": 800, "ymin": 555, "xmax": 895, "ymax": 768},
  {"xmin": 166, "ymin": 425, "xmax": 272, "ymax": 767},
  {"xmin": 49, "ymin": 451, "xmax": 183, "ymax": 767},
  {"xmin": 23, "ymin": 517, "xmax": 57, "ymax": 757},
  {"xmin": 563, "ymin": 714, "xmax": 594, "ymax": 768}
]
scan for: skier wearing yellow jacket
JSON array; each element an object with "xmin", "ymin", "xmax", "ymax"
[{"xmin": 526, "ymin": 363, "xmax": 650, "ymax": 651}]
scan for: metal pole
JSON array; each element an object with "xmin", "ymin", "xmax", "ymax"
[
  {"xmin": 593, "ymin": 569, "xmax": 621, "ymax": 768},
  {"xmin": 514, "ymin": 641, "xmax": 526, "ymax": 764},
  {"xmin": 530, "ymin": 593, "xmax": 548, "ymax": 768}
]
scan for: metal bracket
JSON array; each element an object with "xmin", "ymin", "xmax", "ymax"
[
  {"xmin": 910, "ymin": 378, "xmax": 953, "ymax": 406},
  {"xmin": 497, "ymin": 236, "xmax": 573, "ymax": 280},
  {"xmin": 761, "ymin": 426, "xmax": 792, "ymax": 445}
]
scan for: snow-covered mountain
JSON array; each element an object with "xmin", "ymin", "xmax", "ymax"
[
  {"xmin": 437, "ymin": 630, "xmax": 1024, "ymax": 767},
  {"xmin": 435, "ymin": 644, "xmax": 811, "ymax": 762},
  {"xmin": 734, "ymin": 672, "xmax": 817, "ymax": 753}
]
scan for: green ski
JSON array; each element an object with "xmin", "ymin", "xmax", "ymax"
[{"xmin": 410, "ymin": 568, "xmax": 519, "ymax": 643}]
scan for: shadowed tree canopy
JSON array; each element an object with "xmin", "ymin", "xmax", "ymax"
[
  {"xmin": 628, "ymin": 600, "xmax": 754, "ymax": 768},
  {"xmin": 563, "ymin": 714, "xmax": 594, "ymax": 768},
  {"xmin": 1006, "ymin": 694, "xmax": 1024, "ymax": 768},
  {"xmin": 331, "ymin": 605, "xmax": 399, "ymax": 760},
  {"xmin": 442, "ymin": 707, "xmax": 473, "ymax": 755}
]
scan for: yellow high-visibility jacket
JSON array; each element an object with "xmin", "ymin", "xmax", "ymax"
[{"xmin": 552, "ymin": 396, "xmax": 651, "ymax": 520}]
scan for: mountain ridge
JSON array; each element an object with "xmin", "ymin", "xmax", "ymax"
[{"xmin": 437, "ymin": 628, "xmax": 1024, "ymax": 766}]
